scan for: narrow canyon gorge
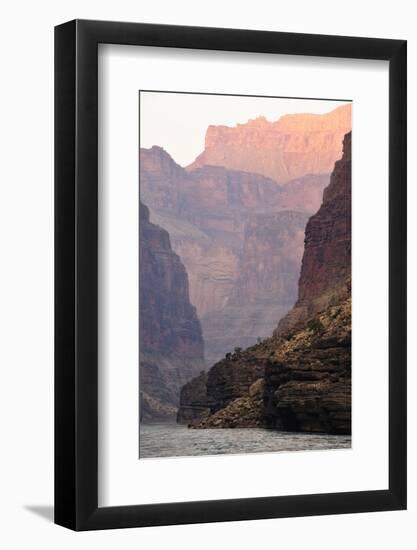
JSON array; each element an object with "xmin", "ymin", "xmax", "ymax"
[{"xmin": 140, "ymin": 103, "xmax": 351, "ymax": 426}]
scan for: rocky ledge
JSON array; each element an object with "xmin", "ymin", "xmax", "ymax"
[
  {"xmin": 177, "ymin": 349, "xmax": 265, "ymax": 427},
  {"xmin": 264, "ymin": 289, "xmax": 351, "ymax": 434},
  {"xmin": 179, "ymin": 287, "xmax": 351, "ymax": 434},
  {"xmin": 194, "ymin": 378, "xmax": 265, "ymax": 428}
]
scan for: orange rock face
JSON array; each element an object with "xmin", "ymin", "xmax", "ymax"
[{"xmin": 188, "ymin": 103, "xmax": 351, "ymax": 183}]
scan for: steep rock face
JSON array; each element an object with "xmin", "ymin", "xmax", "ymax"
[
  {"xmin": 201, "ymin": 210, "xmax": 309, "ymax": 365},
  {"xmin": 276, "ymin": 131, "xmax": 351, "ymax": 336},
  {"xmin": 230, "ymin": 210, "xmax": 309, "ymax": 306},
  {"xmin": 150, "ymin": 211, "xmax": 240, "ymax": 317},
  {"xmin": 279, "ymin": 174, "xmax": 329, "ymax": 213},
  {"xmin": 263, "ymin": 132, "xmax": 352, "ymax": 433},
  {"xmin": 173, "ymin": 238, "xmax": 238, "ymax": 318},
  {"xmin": 188, "ymin": 104, "xmax": 351, "ymax": 183},
  {"xmin": 264, "ymin": 295, "xmax": 351, "ymax": 434},
  {"xmin": 141, "ymin": 148, "xmax": 284, "ymax": 241},
  {"xmin": 205, "ymin": 353, "xmax": 265, "ymax": 413},
  {"xmin": 141, "ymin": 147, "xmax": 328, "ymax": 320},
  {"xmin": 177, "ymin": 349, "xmax": 266, "ymax": 426},
  {"xmin": 140, "ymin": 146, "xmax": 185, "ymax": 212},
  {"xmin": 139, "ymin": 201, "xmax": 205, "ymax": 419},
  {"xmin": 141, "ymin": 148, "xmax": 283, "ymax": 319},
  {"xmin": 195, "ymin": 378, "xmax": 265, "ymax": 428},
  {"xmin": 181, "ymin": 131, "xmax": 352, "ymax": 434},
  {"xmin": 176, "ymin": 371, "xmax": 211, "ymax": 425}
]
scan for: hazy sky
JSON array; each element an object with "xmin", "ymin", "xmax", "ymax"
[{"xmin": 140, "ymin": 91, "xmax": 350, "ymax": 167}]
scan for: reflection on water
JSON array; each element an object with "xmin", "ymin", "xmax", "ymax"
[{"xmin": 139, "ymin": 422, "xmax": 351, "ymax": 459}]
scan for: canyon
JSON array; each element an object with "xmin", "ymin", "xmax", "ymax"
[
  {"xmin": 139, "ymin": 103, "xmax": 351, "ymax": 431},
  {"xmin": 140, "ymin": 146, "xmax": 330, "ymax": 365},
  {"xmin": 177, "ymin": 131, "xmax": 352, "ymax": 434},
  {"xmin": 201, "ymin": 209, "xmax": 309, "ymax": 365}
]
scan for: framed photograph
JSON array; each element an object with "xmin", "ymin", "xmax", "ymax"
[{"xmin": 55, "ymin": 19, "xmax": 406, "ymax": 530}]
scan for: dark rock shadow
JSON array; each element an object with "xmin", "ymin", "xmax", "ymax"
[{"xmin": 24, "ymin": 505, "xmax": 54, "ymax": 523}]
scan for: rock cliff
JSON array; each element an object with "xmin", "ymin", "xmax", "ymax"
[
  {"xmin": 264, "ymin": 292, "xmax": 351, "ymax": 434},
  {"xmin": 262, "ymin": 132, "xmax": 352, "ymax": 433},
  {"xmin": 178, "ymin": 348, "xmax": 265, "ymax": 427},
  {"xmin": 178, "ymin": 131, "xmax": 352, "ymax": 434},
  {"xmin": 141, "ymin": 147, "xmax": 328, "ymax": 318},
  {"xmin": 150, "ymin": 211, "xmax": 240, "ymax": 318},
  {"xmin": 176, "ymin": 371, "xmax": 211, "ymax": 425},
  {"xmin": 188, "ymin": 104, "xmax": 351, "ymax": 183},
  {"xmin": 201, "ymin": 210, "xmax": 309, "ymax": 364},
  {"xmin": 276, "ymin": 131, "xmax": 352, "ymax": 336},
  {"xmin": 139, "ymin": 201, "xmax": 205, "ymax": 420},
  {"xmin": 140, "ymin": 147, "xmax": 329, "ymax": 366},
  {"xmin": 141, "ymin": 148, "xmax": 283, "ymax": 319}
]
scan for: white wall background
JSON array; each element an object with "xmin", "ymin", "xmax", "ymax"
[{"xmin": 0, "ymin": 0, "xmax": 415, "ymax": 548}]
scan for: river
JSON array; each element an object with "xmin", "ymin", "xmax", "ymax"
[{"xmin": 139, "ymin": 422, "xmax": 351, "ymax": 459}]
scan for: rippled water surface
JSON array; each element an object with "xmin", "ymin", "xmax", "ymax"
[{"xmin": 139, "ymin": 422, "xmax": 351, "ymax": 459}]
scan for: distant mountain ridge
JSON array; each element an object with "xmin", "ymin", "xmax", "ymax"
[{"xmin": 188, "ymin": 103, "xmax": 351, "ymax": 183}]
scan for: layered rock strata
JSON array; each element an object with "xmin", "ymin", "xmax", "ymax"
[
  {"xmin": 178, "ymin": 131, "xmax": 352, "ymax": 434},
  {"xmin": 139, "ymin": 201, "xmax": 205, "ymax": 420},
  {"xmin": 264, "ymin": 292, "xmax": 351, "ymax": 434},
  {"xmin": 140, "ymin": 147, "xmax": 329, "ymax": 321},
  {"xmin": 177, "ymin": 348, "xmax": 265, "ymax": 426},
  {"xmin": 201, "ymin": 210, "xmax": 309, "ymax": 364},
  {"xmin": 140, "ymin": 147, "xmax": 333, "ymax": 365},
  {"xmin": 188, "ymin": 104, "xmax": 351, "ymax": 183},
  {"xmin": 263, "ymin": 132, "xmax": 352, "ymax": 433},
  {"xmin": 176, "ymin": 371, "xmax": 211, "ymax": 425},
  {"xmin": 276, "ymin": 131, "xmax": 352, "ymax": 336}
]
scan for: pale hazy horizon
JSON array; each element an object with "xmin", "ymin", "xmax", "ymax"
[{"xmin": 140, "ymin": 91, "xmax": 350, "ymax": 167}]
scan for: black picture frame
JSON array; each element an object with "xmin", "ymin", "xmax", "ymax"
[{"xmin": 55, "ymin": 19, "xmax": 407, "ymax": 531}]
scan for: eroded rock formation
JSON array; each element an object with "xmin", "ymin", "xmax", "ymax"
[
  {"xmin": 276, "ymin": 131, "xmax": 352, "ymax": 336},
  {"xmin": 176, "ymin": 371, "xmax": 211, "ymax": 425},
  {"xmin": 264, "ymin": 291, "xmax": 351, "ymax": 434},
  {"xmin": 140, "ymin": 147, "xmax": 330, "ymax": 365},
  {"xmin": 178, "ymin": 131, "xmax": 352, "ymax": 434},
  {"xmin": 201, "ymin": 210, "xmax": 309, "ymax": 364},
  {"xmin": 188, "ymin": 104, "xmax": 351, "ymax": 183},
  {"xmin": 178, "ymin": 348, "xmax": 265, "ymax": 427},
  {"xmin": 139, "ymin": 201, "xmax": 205, "ymax": 420},
  {"xmin": 141, "ymin": 148, "xmax": 283, "ymax": 319}
]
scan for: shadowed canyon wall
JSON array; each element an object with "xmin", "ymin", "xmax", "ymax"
[
  {"xmin": 276, "ymin": 131, "xmax": 352, "ymax": 336},
  {"xmin": 139, "ymin": 201, "xmax": 205, "ymax": 420}
]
